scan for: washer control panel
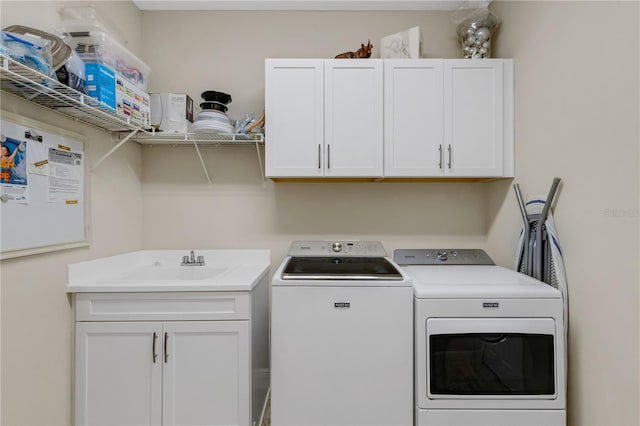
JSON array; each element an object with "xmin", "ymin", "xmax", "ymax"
[
  {"xmin": 288, "ymin": 241, "xmax": 388, "ymax": 257},
  {"xmin": 393, "ymin": 249, "xmax": 495, "ymax": 265}
]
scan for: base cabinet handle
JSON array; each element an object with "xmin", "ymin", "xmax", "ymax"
[
  {"xmin": 164, "ymin": 332, "xmax": 168, "ymax": 363},
  {"xmin": 152, "ymin": 332, "xmax": 158, "ymax": 363}
]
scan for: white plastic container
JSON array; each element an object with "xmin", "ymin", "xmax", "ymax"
[{"xmin": 68, "ymin": 30, "xmax": 150, "ymax": 90}]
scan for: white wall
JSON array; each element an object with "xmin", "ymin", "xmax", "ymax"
[
  {"xmin": 486, "ymin": 2, "xmax": 639, "ymax": 425},
  {"xmin": 140, "ymin": 3, "xmax": 639, "ymax": 426},
  {"xmin": 139, "ymin": 10, "xmax": 492, "ymax": 265},
  {"xmin": 0, "ymin": 2, "xmax": 144, "ymax": 425},
  {"xmin": 0, "ymin": 2, "xmax": 637, "ymax": 426}
]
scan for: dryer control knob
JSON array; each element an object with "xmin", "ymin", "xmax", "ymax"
[
  {"xmin": 437, "ymin": 251, "xmax": 448, "ymax": 261},
  {"xmin": 332, "ymin": 242, "xmax": 343, "ymax": 253}
]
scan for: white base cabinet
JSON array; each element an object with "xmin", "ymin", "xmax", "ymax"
[
  {"xmin": 74, "ymin": 280, "xmax": 269, "ymax": 426},
  {"xmin": 76, "ymin": 322, "xmax": 163, "ymax": 426},
  {"xmin": 164, "ymin": 321, "xmax": 249, "ymax": 426}
]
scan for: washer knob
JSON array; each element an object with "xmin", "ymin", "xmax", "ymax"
[
  {"xmin": 332, "ymin": 242, "xmax": 343, "ymax": 253},
  {"xmin": 437, "ymin": 251, "xmax": 448, "ymax": 261}
]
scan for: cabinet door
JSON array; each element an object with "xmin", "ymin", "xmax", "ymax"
[
  {"xmin": 75, "ymin": 322, "xmax": 162, "ymax": 426},
  {"xmin": 384, "ymin": 59, "xmax": 444, "ymax": 176},
  {"xmin": 265, "ymin": 59, "xmax": 324, "ymax": 177},
  {"xmin": 444, "ymin": 59, "xmax": 505, "ymax": 177},
  {"xmin": 162, "ymin": 321, "xmax": 250, "ymax": 426},
  {"xmin": 325, "ymin": 59, "xmax": 383, "ymax": 177}
]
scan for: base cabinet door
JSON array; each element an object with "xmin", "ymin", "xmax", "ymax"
[
  {"xmin": 76, "ymin": 321, "xmax": 250, "ymax": 426},
  {"xmin": 75, "ymin": 322, "xmax": 163, "ymax": 426},
  {"xmin": 162, "ymin": 321, "xmax": 250, "ymax": 426}
]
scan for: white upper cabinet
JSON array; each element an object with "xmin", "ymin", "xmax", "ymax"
[
  {"xmin": 444, "ymin": 59, "xmax": 509, "ymax": 177},
  {"xmin": 385, "ymin": 58, "xmax": 513, "ymax": 178},
  {"xmin": 266, "ymin": 58, "xmax": 513, "ymax": 179},
  {"xmin": 324, "ymin": 60, "xmax": 384, "ymax": 177},
  {"xmin": 265, "ymin": 59, "xmax": 384, "ymax": 178},
  {"xmin": 384, "ymin": 59, "xmax": 444, "ymax": 177},
  {"xmin": 265, "ymin": 59, "xmax": 324, "ymax": 177}
]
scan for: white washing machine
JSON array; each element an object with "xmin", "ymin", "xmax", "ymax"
[
  {"xmin": 271, "ymin": 241, "xmax": 413, "ymax": 426},
  {"xmin": 394, "ymin": 249, "xmax": 566, "ymax": 426}
]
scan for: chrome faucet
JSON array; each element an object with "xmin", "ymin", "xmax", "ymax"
[{"xmin": 181, "ymin": 250, "xmax": 205, "ymax": 266}]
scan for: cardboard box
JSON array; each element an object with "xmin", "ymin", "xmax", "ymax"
[
  {"xmin": 85, "ymin": 63, "xmax": 150, "ymax": 126},
  {"xmin": 85, "ymin": 63, "xmax": 116, "ymax": 108},
  {"xmin": 150, "ymin": 93, "xmax": 194, "ymax": 134},
  {"xmin": 115, "ymin": 74, "xmax": 150, "ymax": 126}
]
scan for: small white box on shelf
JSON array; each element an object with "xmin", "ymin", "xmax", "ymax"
[
  {"xmin": 150, "ymin": 93, "xmax": 195, "ymax": 134},
  {"xmin": 380, "ymin": 26, "xmax": 422, "ymax": 59}
]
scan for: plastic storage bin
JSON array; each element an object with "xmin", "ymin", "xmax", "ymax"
[
  {"xmin": 67, "ymin": 30, "xmax": 149, "ymax": 91},
  {"xmin": 1, "ymin": 31, "xmax": 55, "ymax": 76}
]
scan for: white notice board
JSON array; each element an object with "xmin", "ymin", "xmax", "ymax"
[{"xmin": 0, "ymin": 112, "xmax": 89, "ymax": 259}]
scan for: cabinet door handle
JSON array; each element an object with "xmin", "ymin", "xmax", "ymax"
[
  {"xmin": 438, "ymin": 145, "xmax": 443, "ymax": 169},
  {"xmin": 327, "ymin": 144, "xmax": 331, "ymax": 169},
  {"xmin": 152, "ymin": 332, "xmax": 158, "ymax": 363},
  {"xmin": 318, "ymin": 144, "xmax": 321, "ymax": 169},
  {"xmin": 448, "ymin": 144, "xmax": 452, "ymax": 169},
  {"xmin": 164, "ymin": 332, "xmax": 169, "ymax": 363}
]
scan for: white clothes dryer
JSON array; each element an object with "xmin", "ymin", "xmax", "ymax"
[{"xmin": 394, "ymin": 249, "xmax": 566, "ymax": 426}]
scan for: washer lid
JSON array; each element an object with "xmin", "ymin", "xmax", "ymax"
[
  {"xmin": 405, "ymin": 265, "xmax": 561, "ymax": 299},
  {"xmin": 281, "ymin": 256, "xmax": 404, "ymax": 281}
]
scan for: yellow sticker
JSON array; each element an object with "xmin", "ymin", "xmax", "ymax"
[
  {"xmin": 66, "ymin": 200, "xmax": 78, "ymax": 205},
  {"xmin": 58, "ymin": 145, "xmax": 71, "ymax": 151},
  {"xmin": 34, "ymin": 159, "xmax": 48, "ymax": 167}
]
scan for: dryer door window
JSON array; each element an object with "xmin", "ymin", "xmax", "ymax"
[
  {"xmin": 430, "ymin": 333, "xmax": 554, "ymax": 395},
  {"xmin": 426, "ymin": 318, "xmax": 557, "ymax": 399}
]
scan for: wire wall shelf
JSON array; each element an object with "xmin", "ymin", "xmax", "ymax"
[
  {"xmin": 0, "ymin": 55, "xmax": 265, "ymax": 182},
  {"xmin": 0, "ymin": 55, "xmax": 147, "ymax": 133},
  {"xmin": 119, "ymin": 131, "xmax": 265, "ymax": 146}
]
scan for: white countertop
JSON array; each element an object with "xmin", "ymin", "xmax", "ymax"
[{"xmin": 67, "ymin": 249, "xmax": 270, "ymax": 293}]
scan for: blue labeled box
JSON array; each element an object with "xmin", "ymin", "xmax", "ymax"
[{"xmin": 85, "ymin": 63, "xmax": 116, "ymax": 110}]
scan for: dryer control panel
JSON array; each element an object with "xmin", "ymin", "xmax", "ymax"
[
  {"xmin": 393, "ymin": 249, "xmax": 495, "ymax": 265},
  {"xmin": 288, "ymin": 240, "xmax": 388, "ymax": 257}
]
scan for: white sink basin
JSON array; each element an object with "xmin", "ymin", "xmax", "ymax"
[
  {"xmin": 67, "ymin": 249, "xmax": 271, "ymax": 293},
  {"xmin": 113, "ymin": 266, "xmax": 229, "ymax": 281}
]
